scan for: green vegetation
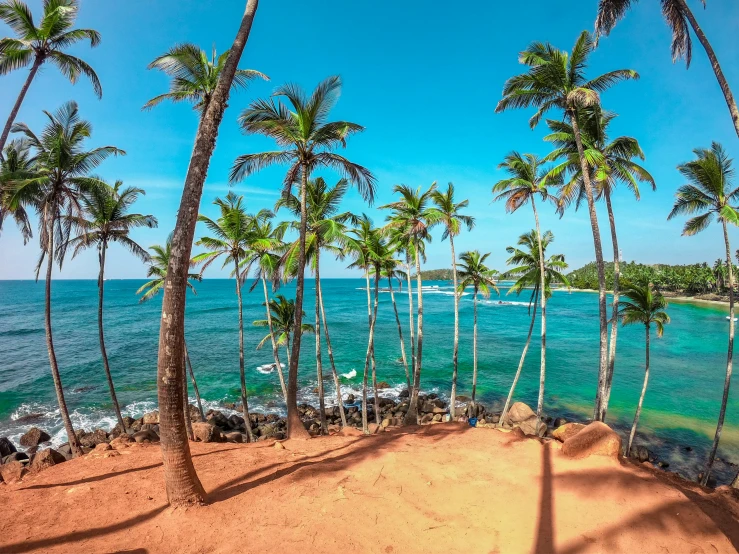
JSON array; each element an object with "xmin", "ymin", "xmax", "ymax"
[{"xmin": 412, "ymin": 268, "xmax": 454, "ymax": 281}]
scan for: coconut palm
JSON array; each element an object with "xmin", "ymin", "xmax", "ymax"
[
  {"xmin": 545, "ymin": 109, "xmax": 655, "ymax": 417},
  {"xmin": 3, "ymin": 101, "xmax": 123, "ymax": 458},
  {"xmin": 0, "ymin": 0, "xmax": 101, "ymax": 156},
  {"xmin": 494, "ymin": 152, "xmax": 559, "ymax": 422},
  {"xmin": 276, "ymin": 177, "xmax": 356, "ymax": 430},
  {"xmin": 254, "ymin": 294, "xmax": 314, "ymax": 369},
  {"xmin": 152, "ymin": 0, "xmax": 258, "ymax": 505},
  {"xmin": 432, "ymin": 183, "xmax": 475, "ymax": 419},
  {"xmin": 66, "ymin": 181, "xmax": 157, "ymax": 433},
  {"xmin": 498, "ymin": 230, "xmax": 570, "ymax": 428},
  {"xmin": 193, "ymin": 192, "xmax": 255, "ymax": 442},
  {"xmin": 143, "ymin": 43, "xmax": 267, "ymax": 113},
  {"xmin": 668, "ymin": 142, "xmax": 738, "ymax": 486},
  {"xmin": 0, "ymin": 139, "xmax": 33, "ymax": 241},
  {"xmin": 382, "ymin": 261, "xmax": 411, "ymax": 391},
  {"xmin": 456, "ymin": 251, "xmax": 499, "ymax": 407},
  {"xmin": 617, "ymin": 280, "xmax": 670, "ymax": 457},
  {"xmin": 496, "ymin": 30, "xmax": 639, "ymax": 422},
  {"xmin": 381, "ymin": 183, "xmax": 441, "ymax": 425},
  {"xmin": 594, "ymin": 0, "xmax": 739, "ymax": 139},
  {"xmin": 231, "ymin": 75, "xmax": 375, "ymax": 439}
]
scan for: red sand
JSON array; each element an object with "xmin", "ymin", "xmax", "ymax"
[{"xmin": 1, "ymin": 424, "xmax": 738, "ymax": 553}]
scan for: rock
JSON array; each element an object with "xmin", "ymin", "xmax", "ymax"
[
  {"xmin": 57, "ymin": 443, "xmax": 72, "ymax": 461},
  {"xmin": 519, "ymin": 417, "xmax": 547, "ymax": 437},
  {"xmin": 420, "ymin": 413, "xmax": 434, "ymax": 424},
  {"xmin": 30, "ymin": 448, "xmax": 66, "ymax": 472},
  {"xmin": 94, "ymin": 442, "xmax": 112, "ymax": 451},
  {"xmin": 132, "ymin": 429, "xmax": 159, "ymax": 444},
  {"xmin": 110, "ymin": 417, "xmax": 136, "ymax": 438},
  {"xmin": 13, "ymin": 413, "xmax": 45, "ymax": 424},
  {"xmin": 377, "ymin": 381, "xmax": 391, "ymax": 389},
  {"xmin": 432, "ymin": 407, "xmax": 447, "ymax": 415},
  {"xmin": 631, "ymin": 445, "xmax": 650, "ymax": 463},
  {"xmin": 489, "ymin": 413, "xmax": 501, "ymax": 424},
  {"xmin": 0, "ymin": 437, "xmax": 17, "ymax": 458},
  {"xmin": 658, "ymin": 461, "xmax": 670, "ymax": 469},
  {"xmin": 340, "ymin": 426, "xmax": 363, "ymax": 436},
  {"xmin": 0, "ymin": 461, "xmax": 26, "ymax": 483},
  {"xmin": 561, "ymin": 421, "xmax": 622, "ymax": 460},
  {"xmin": 553, "ymin": 417, "xmax": 568, "ymax": 428},
  {"xmin": 368, "ymin": 423, "xmax": 382, "ymax": 434},
  {"xmin": 274, "ymin": 441, "xmax": 285, "ymax": 450},
  {"xmin": 228, "ymin": 414, "xmax": 245, "ymax": 430},
  {"xmin": 110, "ymin": 435, "xmax": 133, "ymax": 450},
  {"xmin": 19, "ymin": 427, "xmax": 51, "ymax": 448},
  {"xmin": 381, "ymin": 418, "xmax": 391, "ymax": 429},
  {"xmin": 225, "ymin": 432, "xmax": 243, "ymax": 443},
  {"xmin": 3, "ymin": 452, "xmax": 29, "ymax": 464},
  {"xmin": 77, "ymin": 428, "xmax": 109, "ymax": 448},
  {"xmin": 505, "ymin": 402, "xmax": 536, "ymax": 425},
  {"xmin": 552, "ymin": 423, "xmax": 586, "ymax": 442},
  {"xmin": 192, "ymin": 422, "xmax": 221, "ymax": 443},
  {"xmin": 258, "ymin": 423, "xmax": 277, "ymax": 440},
  {"xmin": 399, "ymin": 389, "xmax": 410, "ymax": 399},
  {"xmin": 142, "ymin": 410, "xmax": 159, "ymax": 425},
  {"xmin": 432, "ymin": 414, "xmax": 442, "ymax": 422}
]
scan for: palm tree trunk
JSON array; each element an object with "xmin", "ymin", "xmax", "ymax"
[
  {"xmin": 570, "ymin": 111, "xmax": 609, "ymax": 422},
  {"xmin": 602, "ymin": 187, "xmax": 620, "ymax": 418},
  {"xmin": 314, "ymin": 250, "xmax": 328, "ymax": 434},
  {"xmin": 702, "ymin": 221, "xmax": 735, "ymax": 486},
  {"xmin": 182, "ymin": 355, "xmax": 195, "ymax": 441},
  {"xmin": 449, "ymin": 234, "xmax": 460, "ymax": 419},
  {"xmin": 627, "ymin": 325, "xmax": 650, "ymax": 456},
  {"xmin": 97, "ymin": 243, "xmax": 126, "ymax": 433},
  {"xmin": 184, "ymin": 342, "xmax": 205, "ymax": 421},
  {"xmin": 471, "ymin": 286, "xmax": 478, "ymax": 404},
  {"xmin": 318, "ymin": 271, "xmax": 347, "ymax": 426},
  {"xmin": 361, "ymin": 268, "xmax": 381, "ymax": 433},
  {"xmin": 234, "ymin": 257, "xmax": 254, "ymax": 443},
  {"xmin": 675, "ymin": 0, "xmax": 739, "ymax": 138},
  {"xmin": 406, "ymin": 260, "xmax": 416, "ymax": 395},
  {"xmin": 388, "ymin": 276, "xmax": 411, "ymax": 390},
  {"xmin": 44, "ymin": 215, "xmax": 83, "ymax": 458},
  {"xmin": 286, "ymin": 164, "xmax": 311, "ymax": 439},
  {"xmin": 531, "ymin": 197, "xmax": 547, "ymax": 421},
  {"xmin": 405, "ymin": 247, "xmax": 424, "ymax": 425},
  {"xmin": 155, "ymin": 0, "xmax": 259, "ymax": 505},
  {"xmin": 262, "ymin": 275, "xmax": 287, "ymax": 402},
  {"xmin": 371, "ymin": 271, "xmax": 381, "ymax": 425},
  {"xmin": 364, "ymin": 271, "xmax": 379, "ymax": 423},
  {"xmin": 0, "ymin": 55, "xmax": 42, "ymax": 159},
  {"xmin": 499, "ymin": 292, "xmax": 539, "ymax": 427},
  {"xmin": 285, "ymin": 336, "xmax": 291, "ymax": 371}
]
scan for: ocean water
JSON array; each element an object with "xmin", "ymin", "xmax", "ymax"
[{"xmin": 0, "ymin": 278, "xmax": 737, "ymax": 483}]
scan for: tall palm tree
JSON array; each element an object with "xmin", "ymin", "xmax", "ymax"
[
  {"xmin": 0, "ymin": 138, "xmax": 33, "ymax": 240},
  {"xmin": 254, "ymin": 294, "xmax": 314, "ymax": 370},
  {"xmin": 66, "ymin": 181, "xmax": 157, "ymax": 433},
  {"xmin": 0, "ymin": 0, "xmax": 101, "ymax": 156},
  {"xmin": 668, "ymin": 142, "xmax": 738, "ymax": 486},
  {"xmin": 381, "ymin": 183, "xmax": 440, "ymax": 425},
  {"xmin": 231, "ymin": 75, "xmax": 375, "ymax": 439},
  {"xmin": 617, "ymin": 280, "xmax": 670, "ymax": 456},
  {"xmin": 4, "ymin": 101, "xmax": 123, "ymax": 458},
  {"xmin": 456, "ymin": 251, "xmax": 499, "ymax": 407},
  {"xmin": 494, "ymin": 152, "xmax": 559, "ymax": 423},
  {"xmin": 143, "ymin": 43, "xmax": 267, "ymax": 113},
  {"xmin": 496, "ymin": 30, "xmax": 639, "ymax": 422},
  {"xmin": 193, "ymin": 192, "xmax": 255, "ymax": 442},
  {"xmin": 594, "ymin": 0, "xmax": 739, "ymax": 139},
  {"xmin": 545, "ymin": 109, "xmax": 655, "ymax": 417},
  {"xmin": 276, "ymin": 177, "xmax": 355, "ymax": 430},
  {"xmin": 432, "ymin": 183, "xmax": 475, "ymax": 419},
  {"xmin": 382, "ymin": 261, "xmax": 411, "ymax": 391},
  {"xmin": 498, "ymin": 230, "xmax": 570, "ymax": 428},
  {"xmin": 152, "ymin": 0, "xmax": 259, "ymax": 505}
]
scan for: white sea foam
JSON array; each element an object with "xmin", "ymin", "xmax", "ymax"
[{"xmin": 341, "ymin": 369, "xmax": 357, "ymax": 379}]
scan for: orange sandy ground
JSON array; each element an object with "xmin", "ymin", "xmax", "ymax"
[{"xmin": 1, "ymin": 424, "xmax": 738, "ymax": 554}]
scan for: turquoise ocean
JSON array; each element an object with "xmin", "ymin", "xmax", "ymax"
[{"xmin": 0, "ymin": 278, "xmax": 737, "ymax": 483}]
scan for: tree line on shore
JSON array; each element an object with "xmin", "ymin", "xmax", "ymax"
[{"xmin": 0, "ymin": 0, "xmax": 737, "ymax": 504}]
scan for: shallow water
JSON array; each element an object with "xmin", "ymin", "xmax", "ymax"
[{"xmin": 0, "ymin": 279, "xmax": 737, "ymax": 483}]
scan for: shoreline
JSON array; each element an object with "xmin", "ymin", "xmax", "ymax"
[{"xmin": 559, "ymin": 287, "xmax": 732, "ymax": 307}]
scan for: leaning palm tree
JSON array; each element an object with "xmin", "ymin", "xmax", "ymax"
[
  {"xmin": 456, "ymin": 251, "xmax": 499, "ymax": 407},
  {"xmin": 382, "ymin": 260, "xmax": 411, "ymax": 391},
  {"xmin": 432, "ymin": 183, "xmax": 475, "ymax": 419},
  {"xmin": 0, "ymin": 139, "xmax": 33, "ymax": 241},
  {"xmin": 496, "ymin": 30, "xmax": 639, "ymax": 422},
  {"xmin": 494, "ymin": 152, "xmax": 559, "ymax": 423},
  {"xmin": 545, "ymin": 108, "xmax": 655, "ymax": 417},
  {"xmin": 498, "ymin": 230, "xmax": 570, "ymax": 428},
  {"xmin": 143, "ymin": 43, "xmax": 267, "ymax": 113},
  {"xmin": 381, "ymin": 183, "xmax": 441, "ymax": 425},
  {"xmin": 231, "ymin": 75, "xmax": 375, "ymax": 439},
  {"xmin": 668, "ymin": 142, "xmax": 738, "ymax": 486},
  {"xmin": 193, "ymin": 192, "xmax": 255, "ymax": 442},
  {"xmin": 66, "ymin": 181, "xmax": 157, "ymax": 434},
  {"xmin": 594, "ymin": 0, "xmax": 739, "ymax": 139},
  {"xmin": 0, "ymin": 0, "xmax": 101, "ymax": 155},
  {"xmin": 4, "ymin": 101, "xmax": 123, "ymax": 458},
  {"xmin": 617, "ymin": 280, "xmax": 670, "ymax": 457},
  {"xmin": 254, "ymin": 294, "xmax": 314, "ymax": 370}
]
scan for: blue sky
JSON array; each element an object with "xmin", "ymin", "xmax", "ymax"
[{"xmin": 1, "ymin": 0, "xmax": 738, "ymax": 279}]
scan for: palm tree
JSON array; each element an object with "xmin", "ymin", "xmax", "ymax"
[
  {"xmin": 382, "ymin": 261, "xmax": 411, "ymax": 391},
  {"xmin": 617, "ymin": 280, "xmax": 670, "ymax": 457},
  {"xmin": 143, "ymin": 43, "xmax": 267, "ymax": 113},
  {"xmin": 456, "ymin": 251, "xmax": 499, "ymax": 407},
  {"xmin": 498, "ymin": 230, "xmax": 570, "ymax": 428},
  {"xmin": 381, "ymin": 183, "xmax": 440, "ymax": 425},
  {"xmin": 594, "ymin": 0, "xmax": 739, "ymax": 139},
  {"xmin": 276, "ymin": 177, "xmax": 356, "ymax": 430},
  {"xmin": 4, "ymin": 101, "xmax": 123, "ymax": 458},
  {"xmin": 0, "ymin": 0, "xmax": 101, "ymax": 156},
  {"xmin": 193, "ymin": 192, "xmax": 255, "ymax": 442},
  {"xmin": 254, "ymin": 294, "xmax": 314, "ymax": 370},
  {"xmin": 545, "ymin": 109, "xmax": 655, "ymax": 417},
  {"xmin": 496, "ymin": 30, "xmax": 639, "ymax": 422},
  {"xmin": 494, "ymin": 152, "xmax": 559, "ymax": 422},
  {"xmin": 152, "ymin": 0, "xmax": 258, "ymax": 505},
  {"xmin": 231, "ymin": 75, "xmax": 375, "ymax": 439},
  {"xmin": 0, "ymin": 139, "xmax": 33, "ymax": 240},
  {"xmin": 668, "ymin": 142, "xmax": 738, "ymax": 486},
  {"xmin": 432, "ymin": 183, "xmax": 475, "ymax": 419},
  {"xmin": 66, "ymin": 181, "xmax": 157, "ymax": 434}
]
